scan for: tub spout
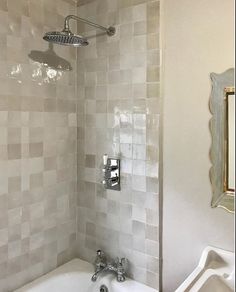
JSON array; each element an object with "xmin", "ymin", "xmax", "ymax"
[
  {"xmin": 91, "ymin": 272, "xmax": 99, "ymax": 282},
  {"xmin": 91, "ymin": 267, "xmax": 107, "ymax": 282},
  {"xmin": 91, "ymin": 273, "xmax": 98, "ymax": 282}
]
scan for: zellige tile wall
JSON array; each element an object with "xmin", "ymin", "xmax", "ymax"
[
  {"xmin": 76, "ymin": 0, "xmax": 161, "ymax": 289},
  {"xmin": 0, "ymin": 1, "xmax": 77, "ymax": 291}
]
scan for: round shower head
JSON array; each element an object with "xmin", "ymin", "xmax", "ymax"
[{"xmin": 43, "ymin": 30, "xmax": 89, "ymax": 47}]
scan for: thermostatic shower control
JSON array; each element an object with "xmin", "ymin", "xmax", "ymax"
[{"xmin": 102, "ymin": 155, "xmax": 121, "ymax": 191}]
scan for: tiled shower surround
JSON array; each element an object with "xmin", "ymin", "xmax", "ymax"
[
  {"xmin": 0, "ymin": 0, "xmax": 161, "ymax": 291},
  {"xmin": 0, "ymin": 0, "xmax": 77, "ymax": 291},
  {"xmin": 76, "ymin": 0, "xmax": 161, "ymax": 289}
]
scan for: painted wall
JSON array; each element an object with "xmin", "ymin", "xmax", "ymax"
[
  {"xmin": 162, "ymin": 0, "xmax": 235, "ymax": 291},
  {"xmin": 76, "ymin": 0, "xmax": 161, "ymax": 289},
  {"xmin": 0, "ymin": 1, "xmax": 77, "ymax": 291}
]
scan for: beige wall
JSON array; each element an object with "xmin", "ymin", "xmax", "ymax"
[
  {"xmin": 0, "ymin": 1, "xmax": 77, "ymax": 291},
  {"xmin": 162, "ymin": 0, "xmax": 235, "ymax": 291}
]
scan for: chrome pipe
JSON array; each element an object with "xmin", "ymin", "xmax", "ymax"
[{"xmin": 64, "ymin": 15, "xmax": 116, "ymax": 36}]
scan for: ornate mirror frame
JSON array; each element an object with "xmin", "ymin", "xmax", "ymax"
[{"xmin": 210, "ymin": 68, "xmax": 235, "ymax": 213}]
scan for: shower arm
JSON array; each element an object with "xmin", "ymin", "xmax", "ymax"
[{"xmin": 64, "ymin": 15, "xmax": 116, "ymax": 36}]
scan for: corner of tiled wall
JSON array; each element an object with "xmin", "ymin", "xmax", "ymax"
[
  {"xmin": 76, "ymin": 0, "xmax": 161, "ymax": 289},
  {"xmin": 0, "ymin": 1, "xmax": 78, "ymax": 291}
]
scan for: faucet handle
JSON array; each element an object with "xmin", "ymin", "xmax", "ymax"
[
  {"xmin": 115, "ymin": 257, "xmax": 128, "ymax": 269},
  {"xmin": 116, "ymin": 257, "xmax": 128, "ymax": 282},
  {"xmin": 97, "ymin": 250, "xmax": 105, "ymax": 257},
  {"xmin": 94, "ymin": 250, "xmax": 107, "ymax": 271},
  {"xmin": 115, "ymin": 257, "xmax": 120, "ymax": 265},
  {"xmin": 121, "ymin": 258, "xmax": 128, "ymax": 269}
]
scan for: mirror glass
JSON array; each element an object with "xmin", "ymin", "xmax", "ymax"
[
  {"xmin": 210, "ymin": 68, "xmax": 235, "ymax": 213},
  {"xmin": 225, "ymin": 89, "xmax": 235, "ymax": 193}
]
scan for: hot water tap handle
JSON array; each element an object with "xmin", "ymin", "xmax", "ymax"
[
  {"xmin": 97, "ymin": 250, "xmax": 104, "ymax": 256},
  {"xmin": 103, "ymin": 154, "xmax": 108, "ymax": 166},
  {"xmin": 94, "ymin": 250, "xmax": 107, "ymax": 271}
]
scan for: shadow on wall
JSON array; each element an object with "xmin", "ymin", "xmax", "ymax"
[{"xmin": 28, "ymin": 43, "xmax": 72, "ymax": 71}]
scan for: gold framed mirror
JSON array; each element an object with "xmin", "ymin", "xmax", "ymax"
[
  {"xmin": 210, "ymin": 68, "xmax": 235, "ymax": 213},
  {"xmin": 224, "ymin": 87, "xmax": 235, "ymax": 194}
]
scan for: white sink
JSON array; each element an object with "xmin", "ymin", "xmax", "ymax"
[
  {"xmin": 198, "ymin": 274, "xmax": 233, "ymax": 292},
  {"xmin": 176, "ymin": 246, "xmax": 235, "ymax": 292}
]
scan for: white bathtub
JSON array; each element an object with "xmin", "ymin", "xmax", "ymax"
[{"xmin": 15, "ymin": 259, "xmax": 157, "ymax": 292}]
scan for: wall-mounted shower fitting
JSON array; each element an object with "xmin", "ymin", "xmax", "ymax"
[
  {"xmin": 43, "ymin": 15, "xmax": 116, "ymax": 47},
  {"xmin": 102, "ymin": 154, "xmax": 121, "ymax": 191}
]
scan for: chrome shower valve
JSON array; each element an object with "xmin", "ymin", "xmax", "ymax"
[{"xmin": 102, "ymin": 155, "xmax": 121, "ymax": 191}]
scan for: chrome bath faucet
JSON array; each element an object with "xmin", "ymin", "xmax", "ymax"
[{"xmin": 91, "ymin": 250, "xmax": 128, "ymax": 283}]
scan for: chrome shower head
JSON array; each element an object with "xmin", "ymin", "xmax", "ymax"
[
  {"xmin": 43, "ymin": 29, "xmax": 89, "ymax": 47},
  {"xmin": 43, "ymin": 15, "xmax": 115, "ymax": 47}
]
